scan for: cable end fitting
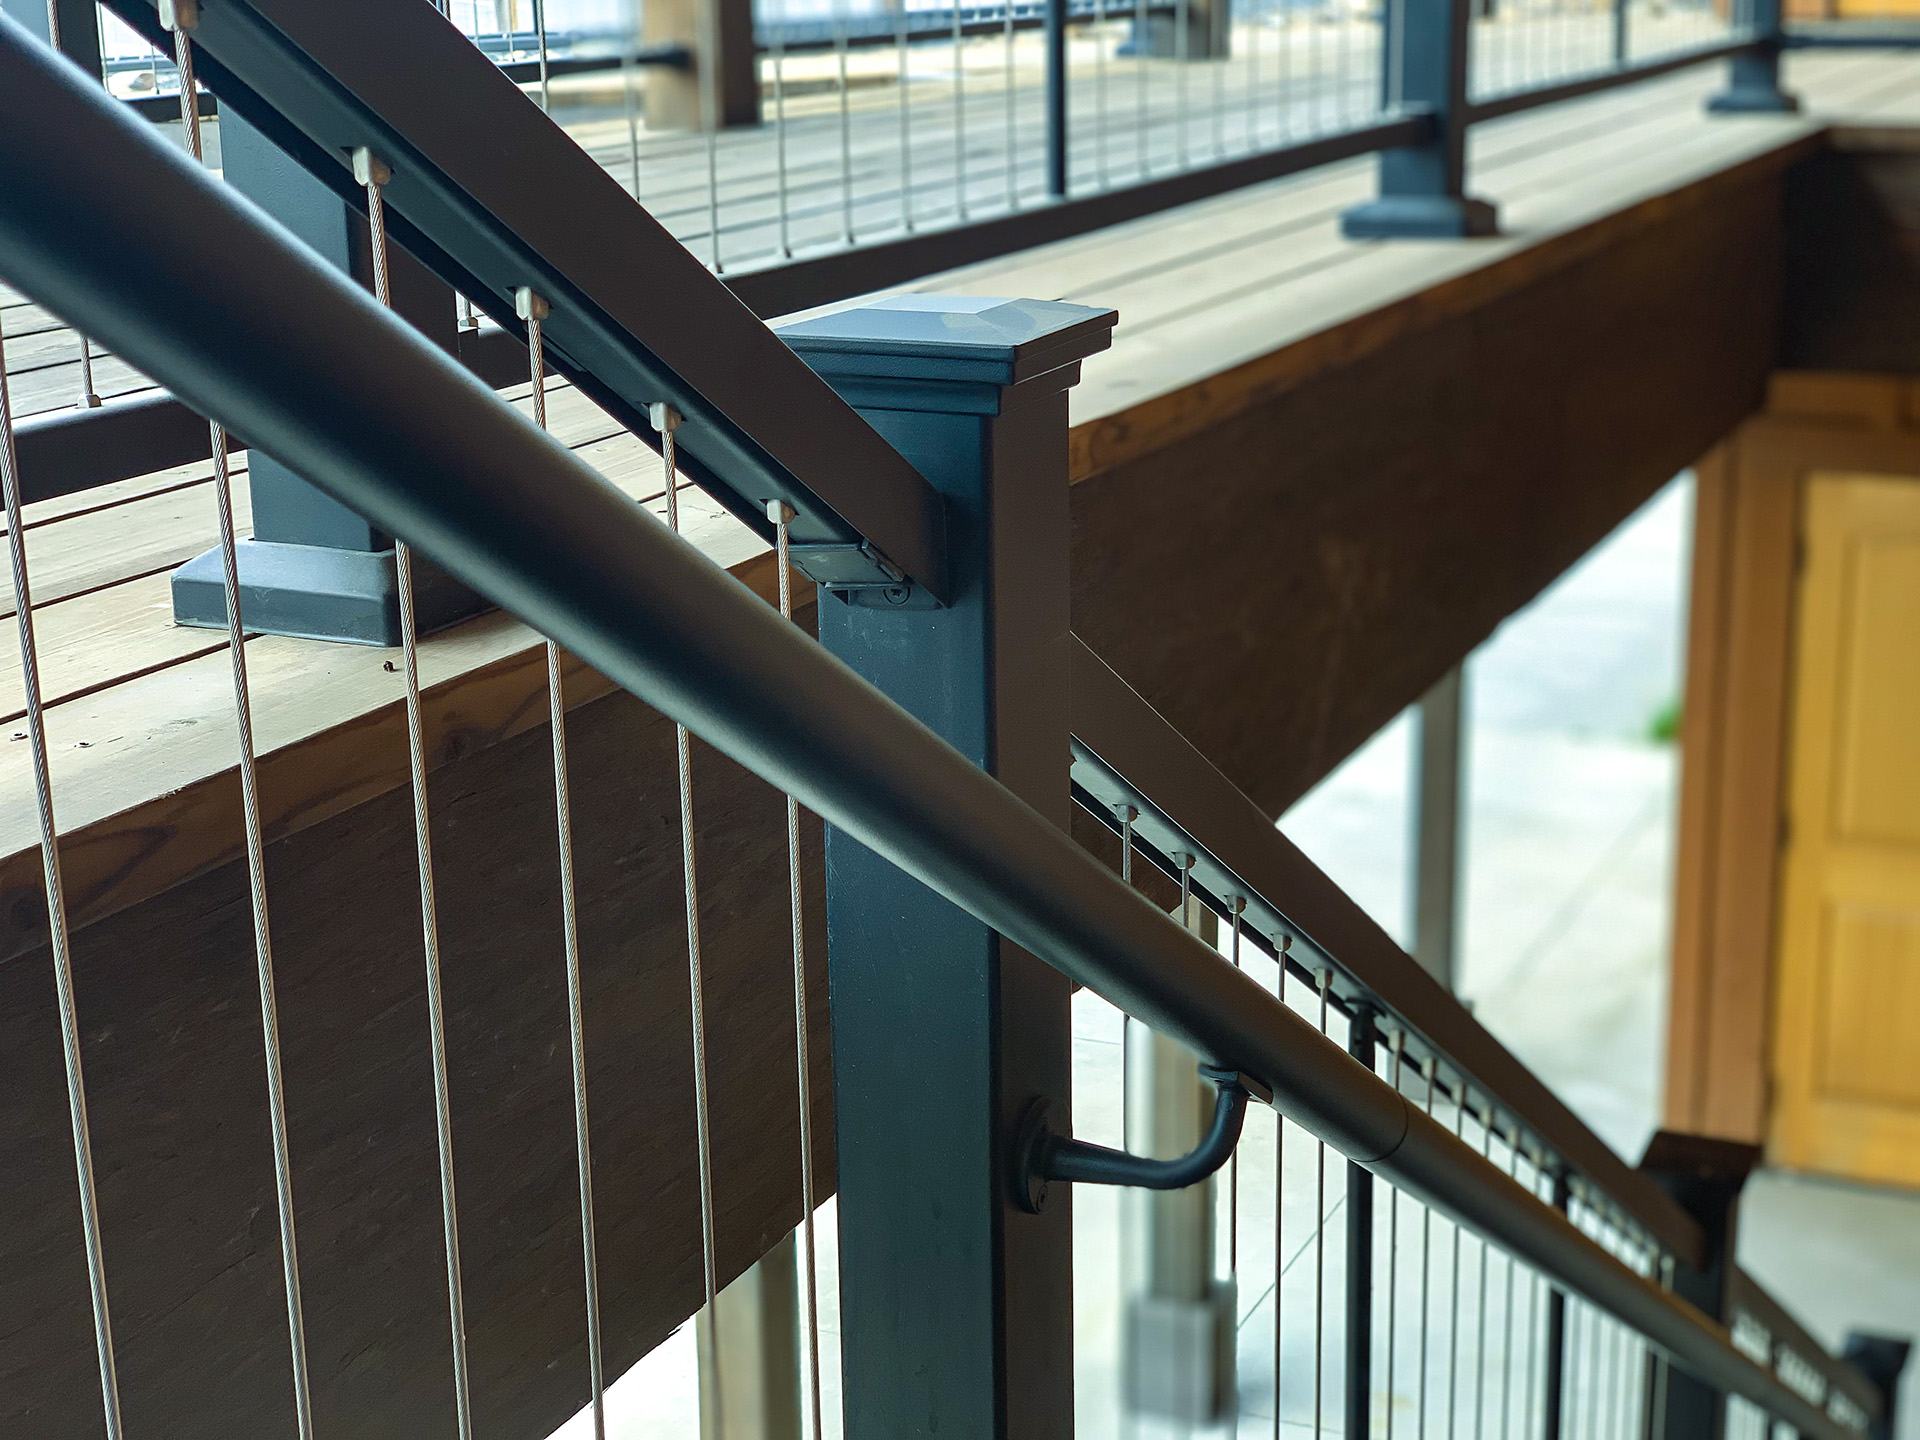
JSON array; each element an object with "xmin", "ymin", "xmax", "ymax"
[{"xmin": 351, "ymin": 148, "xmax": 392, "ymax": 189}]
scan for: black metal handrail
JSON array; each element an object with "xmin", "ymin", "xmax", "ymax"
[{"xmin": 0, "ymin": 24, "xmax": 1870, "ymax": 1437}]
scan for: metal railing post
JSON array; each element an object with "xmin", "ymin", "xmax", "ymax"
[
  {"xmin": 1705, "ymin": 0, "xmax": 1797, "ymax": 113},
  {"xmin": 1345, "ymin": 1006, "xmax": 1379, "ymax": 1440},
  {"xmin": 781, "ymin": 294, "xmax": 1116, "ymax": 1440},
  {"xmin": 1046, "ymin": 0, "xmax": 1069, "ymax": 196},
  {"xmin": 169, "ymin": 109, "xmax": 488, "ymax": 644},
  {"xmin": 1341, "ymin": 0, "xmax": 1496, "ymax": 238},
  {"xmin": 1637, "ymin": 1132, "xmax": 1762, "ymax": 1440},
  {"xmin": 1544, "ymin": 1170, "xmax": 1572, "ymax": 1440}
]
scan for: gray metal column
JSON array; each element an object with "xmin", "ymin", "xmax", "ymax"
[
  {"xmin": 781, "ymin": 294, "xmax": 1115, "ymax": 1440},
  {"xmin": 1122, "ymin": 894, "xmax": 1237, "ymax": 1429},
  {"xmin": 1637, "ymin": 1132, "xmax": 1761, "ymax": 1440},
  {"xmin": 170, "ymin": 109, "xmax": 487, "ymax": 644},
  {"xmin": 1706, "ymin": 0, "xmax": 1797, "ymax": 115},
  {"xmin": 1411, "ymin": 664, "xmax": 1465, "ymax": 992},
  {"xmin": 1341, "ymin": 0, "xmax": 1497, "ymax": 238},
  {"xmin": 1344, "ymin": 1007, "xmax": 1377, "ymax": 1440}
]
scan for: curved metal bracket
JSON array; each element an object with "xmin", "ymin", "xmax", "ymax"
[{"xmin": 1013, "ymin": 1065, "xmax": 1272, "ymax": 1214}]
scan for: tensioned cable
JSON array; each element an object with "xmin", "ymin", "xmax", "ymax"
[
  {"xmin": 45, "ymin": 0, "xmax": 102, "ymax": 411},
  {"xmin": 533, "ymin": 0, "xmax": 552, "ymax": 110},
  {"xmin": 1385, "ymin": 1029, "xmax": 1405, "ymax": 1440},
  {"xmin": 0, "ymin": 207, "xmax": 123, "ymax": 1440},
  {"xmin": 520, "ymin": 286, "xmax": 607, "ymax": 1440},
  {"xmin": 355, "ymin": 144, "xmax": 475, "ymax": 1440},
  {"xmin": 1312, "ymin": 966, "xmax": 1330, "ymax": 1440},
  {"xmin": 162, "ymin": 7, "xmax": 314, "ymax": 1434},
  {"xmin": 649, "ymin": 402, "xmax": 725, "ymax": 1438},
  {"xmin": 770, "ymin": 500, "xmax": 825, "ymax": 1440}
]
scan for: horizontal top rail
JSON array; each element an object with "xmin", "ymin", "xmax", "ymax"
[
  {"xmin": 98, "ymin": 0, "xmax": 951, "ymax": 601},
  {"xmin": 1062, "ymin": 636, "xmax": 1710, "ymax": 1270},
  {"xmin": 0, "ymin": 26, "xmax": 1865, "ymax": 1437}
]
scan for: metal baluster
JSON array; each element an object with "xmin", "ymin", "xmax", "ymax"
[
  {"xmin": 622, "ymin": 0, "xmax": 643, "ymax": 201},
  {"xmin": 1115, "ymin": 804, "xmax": 1138, "ymax": 1173},
  {"xmin": 1449, "ymin": 1087, "xmax": 1467, "ymax": 1440},
  {"xmin": 771, "ymin": 0, "xmax": 791, "ymax": 255},
  {"xmin": 1096, "ymin": 0, "xmax": 1110, "ymax": 184},
  {"xmin": 1175, "ymin": 0, "xmax": 1189, "ymax": 164},
  {"xmin": 898, "ymin": 0, "xmax": 914, "ymax": 231},
  {"xmin": 0, "ymin": 198, "xmax": 124, "ymax": 1440},
  {"xmin": 768, "ymin": 501, "xmax": 826, "ymax": 1440},
  {"xmin": 534, "ymin": 0, "xmax": 551, "ymax": 109},
  {"xmin": 517, "ymin": 287, "xmax": 607, "ymax": 1440},
  {"xmin": 1003, "ymin": 0, "xmax": 1015, "ymax": 207},
  {"xmin": 1135, "ymin": 0, "xmax": 1149, "ymax": 175},
  {"xmin": 156, "ymin": 9, "xmax": 316, "ymax": 1434},
  {"xmin": 1586, "ymin": 1258, "xmax": 1604, "ymax": 1440},
  {"xmin": 953, "ymin": 0, "xmax": 969, "ymax": 219},
  {"xmin": 706, "ymin": 0, "xmax": 726, "ymax": 266},
  {"xmin": 352, "ymin": 142, "xmax": 475, "ymax": 1440},
  {"xmin": 43, "ymin": 0, "xmax": 103, "ymax": 409},
  {"xmin": 648, "ymin": 402, "xmax": 727, "ymax": 1439},
  {"xmin": 1385, "ymin": 1031, "xmax": 1406, "ymax": 1440},
  {"xmin": 1211, "ymin": 1, "xmax": 1223, "ymax": 156},
  {"xmin": 836, "ymin": 0, "xmax": 854, "ymax": 242},
  {"xmin": 1475, "ymin": 1107, "xmax": 1492, "ymax": 1440},
  {"xmin": 1649, "ymin": 1256, "xmax": 1672, "ymax": 1440},
  {"xmin": 1313, "ymin": 966, "xmax": 1331, "ymax": 1440},
  {"xmin": 1228, "ymin": 897, "xmax": 1246, "ymax": 1283},
  {"xmin": 1419, "ymin": 1054, "xmax": 1438, "ymax": 1440},
  {"xmin": 1501, "ymin": 1127, "xmax": 1520, "ymax": 1440},
  {"xmin": 1244, "ymin": 0, "xmax": 1260, "ymax": 151},
  {"xmin": 1275, "ymin": 957, "xmax": 1289, "ymax": 1440}
]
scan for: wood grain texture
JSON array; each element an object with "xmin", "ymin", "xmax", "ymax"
[{"xmin": 1068, "ymin": 173, "xmax": 1787, "ymax": 816}]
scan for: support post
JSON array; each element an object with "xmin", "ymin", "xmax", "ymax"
[
  {"xmin": 643, "ymin": 0, "xmax": 759, "ymax": 130},
  {"xmin": 782, "ymin": 294, "xmax": 1116, "ymax": 1440},
  {"xmin": 1705, "ymin": 0, "xmax": 1797, "ymax": 113},
  {"xmin": 1045, "ymin": 0, "xmax": 1068, "ymax": 197},
  {"xmin": 1544, "ymin": 1170, "xmax": 1571, "ymax": 1440},
  {"xmin": 1636, "ymin": 1131, "xmax": 1762, "ymax": 1440},
  {"xmin": 698, "ymin": 1231, "xmax": 804, "ymax": 1440},
  {"xmin": 1344, "ymin": 1007, "xmax": 1378, "ymax": 1440},
  {"xmin": 1, "ymin": 0, "xmax": 99, "ymax": 75},
  {"xmin": 1341, "ymin": 0, "xmax": 1496, "ymax": 239},
  {"xmin": 1410, "ymin": 665, "xmax": 1465, "ymax": 991},
  {"xmin": 1612, "ymin": 0, "xmax": 1629, "ymax": 68},
  {"xmin": 1120, "ymin": 892, "xmax": 1238, "ymax": 1429},
  {"xmin": 169, "ymin": 111, "xmax": 487, "ymax": 644},
  {"xmin": 1128, "ymin": 0, "xmax": 1231, "ymax": 60}
]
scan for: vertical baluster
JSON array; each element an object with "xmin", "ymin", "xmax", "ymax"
[
  {"xmin": 648, "ymin": 401, "xmax": 728, "ymax": 1439},
  {"xmin": 1174, "ymin": 0, "xmax": 1189, "ymax": 163},
  {"xmin": 1274, "ymin": 954, "xmax": 1289, "ymax": 1440},
  {"xmin": 1135, "ymin": 0, "xmax": 1149, "ymax": 174},
  {"xmin": 1475, "ymin": 1107, "xmax": 1493, "ymax": 1440},
  {"xmin": 1419, "ymin": 1055, "xmax": 1438, "ymax": 1440},
  {"xmin": 836, "ymin": 0, "xmax": 854, "ymax": 242},
  {"xmin": 1046, "ymin": 0, "xmax": 1069, "ymax": 196},
  {"xmin": 533, "ymin": 0, "xmax": 551, "ymax": 108},
  {"xmin": 1384, "ymin": 1032, "xmax": 1406, "ymax": 1440},
  {"xmin": 0, "ymin": 189, "xmax": 124, "ymax": 1440},
  {"xmin": 771, "ymin": 0, "xmax": 791, "ymax": 253},
  {"xmin": 622, "ymin": 0, "xmax": 643, "ymax": 201},
  {"xmin": 899, "ymin": 0, "xmax": 914, "ymax": 230},
  {"xmin": 705, "ymin": 0, "xmax": 725, "ymax": 265},
  {"xmin": 768, "ymin": 502, "xmax": 826, "ymax": 1440},
  {"xmin": 1006, "ymin": 0, "xmax": 1018, "ymax": 207},
  {"xmin": 517, "ymin": 287, "xmax": 607, "ymax": 1440},
  {"xmin": 1096, "ymin": 0, "xmax": 1111, "ymax": 185},
  {"xmin": 1449, "ymin": 1088, "xmax": 1466, "ymax": 1440},
  {"xmin": 1312, "ymin": 967, "xmax": 1331, "ymax": 1440},
  {"xmin": 352, "ymin": 142, "xmax": 476, "ymax": 1440},
  {"xmin": 953, "ymin": 0, "xmax": 969, "ymax": 218},
  {"xmin": 161, "ymin": 8, "xmax": 315, "ymax": 1436}
]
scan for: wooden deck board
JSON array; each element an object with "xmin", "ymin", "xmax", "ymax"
[{"xmin": 0, "ymin": 50, "xmax": 1914, "ymax": 955}]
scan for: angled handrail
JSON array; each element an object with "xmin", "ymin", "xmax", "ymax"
[
  {"xmin": 97, "ymin": 0, "xmax": 949, "ymax": 601},
  {"xmin": 0, "ymin": 22, "xmax": 1867, "ymax": 1439}
]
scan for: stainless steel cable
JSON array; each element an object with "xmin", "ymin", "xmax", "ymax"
[
  {"xmin": 167, "ymin": 10, "xmax": 314, "ymax": 1433},
  {"xmin": 770, "ymin": 500, "xmax": 825, "ymax": 1440},
  {"xmin": 1313, "ymin": 966, "xmax": 1330, "ymax": 1440},
  {"xmin": 952, "ymin": 0, "xmax": 969, "ymax": 221},
  {"xmin": 519, "ymin": 287, "xmax": 607, "ymax": 1440},
  {"xmin": 1227, "ymin": 897, "xmax": 1245, "ymax": 1279},
  {"xmin": 622, "ymin": 4, "xmax": 643, "ymax": 201},
  {"xmin": 837, "ymin": 0, "xmax": 855, "ymax": 242},
  {"xmin": 1385, "ymin": 1030, "xmax": 1405, "ymax": 1440},
  {"xmin": 772, "ymin": 0, "xmax": 792, "ymax": 255},
  {"xmin": 1418, "ymin": 1054, "xmax": 1437, "ymax": 1440},
  {"xmin": 0, "ymin": 212, "xmax": 124, "ymax": 1440},
  {"xmin": 357, "ymin": 144, "xmax": 476, "ymax": 1440},
  {"xmin": 649, "ymin": 402, "xmax": 725, "ymax": 1438},
  {"xmin": 534, "ymin": 0, "xmax": 552, "ymax": 109}
]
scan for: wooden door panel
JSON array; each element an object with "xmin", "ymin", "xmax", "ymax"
[{"xmin": 1772, "ymin": 473, "xmax": 1920, "ymax": 1188}]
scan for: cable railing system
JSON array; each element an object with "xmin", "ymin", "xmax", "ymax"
[{"xmin": 0, "ymin": 11, "xmax": 1903, "ymax": 1438}]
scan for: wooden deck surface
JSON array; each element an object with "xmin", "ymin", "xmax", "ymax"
[{"xmin": 2, "ymin": 49, "xmax": 1918, "ymax": 959}]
